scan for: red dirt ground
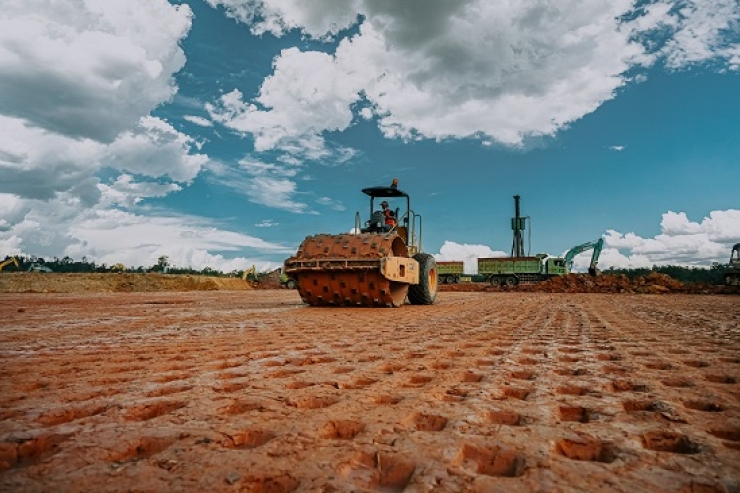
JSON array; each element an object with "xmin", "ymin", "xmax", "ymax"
[{"xmin": 1, "ymin": 285, "xmax": 739, "ymax": 492}]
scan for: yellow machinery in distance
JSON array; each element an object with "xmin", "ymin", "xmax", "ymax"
[
  {"xmin": 243, "ymin": 265, "xmax": 298, "ymax": 289},
  {"xmin": 0, "ymin": 257, "xmax": 19, "ymax": 272}
]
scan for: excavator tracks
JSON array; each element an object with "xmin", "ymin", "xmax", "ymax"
[{"xmin": 285, "ymin": 233, "xmax": 410, "ymax": 307}]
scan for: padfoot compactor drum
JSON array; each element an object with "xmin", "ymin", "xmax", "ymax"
[{"xmin": 284, "ymin": 180, "xmax": 437, "ymax": 308}]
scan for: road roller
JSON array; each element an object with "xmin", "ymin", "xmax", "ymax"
[{"xmin": 284, "ymin": 180, "xmax": 437, "ymax": 307}]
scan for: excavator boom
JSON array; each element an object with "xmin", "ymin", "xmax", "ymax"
[
  {"xmin": 0, "ymin": 257, "xmax": 19, "ymax": 272},
  {"xmin": 564, "ymin": 238, "xmax": 604, "ymax": 276}
]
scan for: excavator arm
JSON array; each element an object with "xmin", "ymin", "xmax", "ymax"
[
  {"xmin": 564, "ymin": 238, "xmax": 604, "ymax": 276},
  {"xmin": 588, "ymin": 238, "xmax": 604, "ymax": 276},
  {"xmin": 0, "ymin": 257, "xmax": 19, "ymax": 272}
]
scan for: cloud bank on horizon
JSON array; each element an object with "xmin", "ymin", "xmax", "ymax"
[{"xmin": 0, "ymin": 0, "xmax": 738, "ymax": 271}]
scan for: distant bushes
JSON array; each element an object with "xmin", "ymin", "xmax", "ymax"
[
  {"xmin": 4, "ymin": 255, "xmax": 243, "ymax": 278},
  {"xmin": 603, "ymin": 264, "xmax": 725, "ymax": 284},
  {"xmin": 4, "ymin": 254, "xmax": 727, "ymax": 285}
]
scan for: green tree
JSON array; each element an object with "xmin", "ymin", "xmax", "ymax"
[{"xmin": 153, "ymin": 255, "xmax": 170, "ymax": 273}]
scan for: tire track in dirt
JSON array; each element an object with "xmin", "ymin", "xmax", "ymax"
[{"xmin": 0, "ymin": 291, "xmax": 738, "ymax": 492}]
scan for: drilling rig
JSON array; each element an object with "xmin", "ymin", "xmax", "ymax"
[{"xmin": 478, "ymin": 196, "xmax": 568, "ymax": 285}]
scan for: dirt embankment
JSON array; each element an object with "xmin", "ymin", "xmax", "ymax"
[
  {"xmin": 0, "ymin": 273, "xmax": 251, "ymax": 293},
  {"xmin": 1, "ymin": 272, "xmax": 736, "ymax": 295}
]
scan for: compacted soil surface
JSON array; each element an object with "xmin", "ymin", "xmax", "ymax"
[{"xmin": 1, "ymin": 290, "xmax": 739, "ymax": 492}]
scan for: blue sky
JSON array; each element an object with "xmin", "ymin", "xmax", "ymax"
[{"xmin": 1, "ymin": 0, "xmax": 739, "ymax": 273}]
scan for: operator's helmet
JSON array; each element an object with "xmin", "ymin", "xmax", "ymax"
[{"xmin": 380, "ymin": 200, "xmax": 389, "ymax": 208}]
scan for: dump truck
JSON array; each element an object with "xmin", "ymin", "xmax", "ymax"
[
  {"xmin": 479, "ymin": 255, "xmax": 567, "ymax": 285},
  {"xmin": 437, "ymin": 261, "xmax": 464, "ymax": 284},
  {"xmin": 284, "ymin": 179, "xmax": 437, "ymax": 307},
  {"xmin": 725, "ymin": 243, "xmax": 740, "ymax": 286}
]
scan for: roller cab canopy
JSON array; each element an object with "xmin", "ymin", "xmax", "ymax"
[
  {"xmin": 361, "ymin": 186, "xmax": 409, "ymax": 199},
  {"xmin": 362, "ymin": 185, "xmax": 411, "ymax": 218}
]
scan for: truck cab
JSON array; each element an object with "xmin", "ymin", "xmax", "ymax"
[{"xmin": 544, "ymin": 257, "xmax": 567, "ymax": 276}]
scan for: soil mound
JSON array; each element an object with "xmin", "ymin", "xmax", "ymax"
[
  {"xmin": 440, "ymin": 273, "xmax": 734, "ymax": 294},
  {"xmin": 0, "ymin": 273, "xmax": 252, "ymax": 293}
]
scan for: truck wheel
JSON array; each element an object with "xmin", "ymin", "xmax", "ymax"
[
  {"xmin": 409, "ymin": 253, "xmax": 437, "ymax": 305},
  {"xmin": 285, "ymin": 279, "xmax": 297, "ymax": 289},
  {"xmin": 489, "ymin": 276, "xmax": 500, "ymax": 286},
  {"xmin": 505, "ymin": 276, "xmax": 518, "ymax": 286}
]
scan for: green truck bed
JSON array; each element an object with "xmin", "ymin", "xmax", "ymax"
[
  {"xmin": 436, "ymin": 261, "xmax": 464, "ymax": 275},
  {"xmin": 477, "ymin": 257, "xmax": 542, "ymax": 275}
]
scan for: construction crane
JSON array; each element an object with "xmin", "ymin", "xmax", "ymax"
[
  {"xmin": 0, "ymin": 257, "xmax": 19, "ymax": 272},
  {"xmin": 564, "ymin": 238, "xmax": 605, "ymax": 276}
]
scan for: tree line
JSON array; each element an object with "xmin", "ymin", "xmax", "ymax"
[
  {"xmin": 2, "ymin": 254, "xmax": 729, "ymax": 284},
  {"xmin": 2, "ymin": 255, "xmax": 244, "ymax": 278},
  {"xmin": 603, "ymin": 264, "xmax": 726, "ymax": 284}
]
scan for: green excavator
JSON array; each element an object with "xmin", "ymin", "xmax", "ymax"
[{"xmin": 564, "ymin": 238, "xmax": 604, "ymax": 276}]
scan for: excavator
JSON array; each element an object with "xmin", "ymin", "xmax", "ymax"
[
  {"xmin": 564, "ymin": 238, "xmax": 604, "ymax": 276},
  {"xmin": 0, "ymin": 257, "xmax": 19, "ymax": 272},
  {"xmin": 284, "ymin": 179, "xmax": 437, "ymax": 307},
  {"xmin": 27, "ymin": 262, "xmax": 53, "ymax": 273},
  {"xmin": 243, "ymin": 265, "xmax": 297, "ymax": 289}
]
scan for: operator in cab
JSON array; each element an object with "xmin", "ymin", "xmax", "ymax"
[{"xmin": 381, "ymin": 201, "xmax": 396, "ymax": 232}]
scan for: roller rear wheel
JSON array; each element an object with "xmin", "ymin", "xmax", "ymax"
[{"xmin": 408, "ymin": 253, "xmax": 437, "ymax": 305}]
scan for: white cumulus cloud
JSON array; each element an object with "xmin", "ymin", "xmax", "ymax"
[
  {"xmin": 103, "ymin": 117, "xmax": 208, "ymax": 183},
  {"xmin": 0, "ymin": 0, "xmax": 277, "ymax": 270},
  {"xmin": 98, "ymin": 174, "xmax": 183, "ymax": 209},
  {"xmin": 63, "ymin": 208, "xmax": 295, "ymax": 271},
  {"xmin": 657, "ymin": 0, "xmax": 740, "ymax": 70},
  {"xmin": 205, "ymin": 0, "xmax": 361, "ymax": 39},
  {"xmin": 206, "ymin": 0, "xmax": 740, "ymax": 156},
  {"xmin": 434, "ymin": 241, "xmax": 507, "ymax": 274},
  {"xmin": 603, "ymin": 209, "xmax": 740, "ymax": 268},
  {"xmin": 316, "ymin": 197, "xmax": 346, "ymax": 212},
  {"xmin": 0, "ymin": 0, "xmax": 193, "ymax": 142},
  {"xmin": 254, "ymin": 219, "xmax": 278, "ymax": 228},
  {"xmin": 183, "ymin": 115, "xmax": 214, "ymax": 127}
]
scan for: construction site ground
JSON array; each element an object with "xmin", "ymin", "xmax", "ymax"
[{"xmin": 1, "ymin": 274, "xmax": 739, "ymax": 492}]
